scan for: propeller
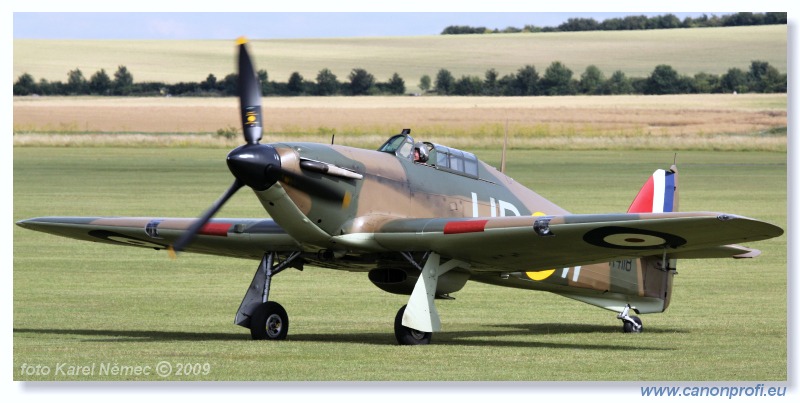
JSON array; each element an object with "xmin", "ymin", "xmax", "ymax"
[
  {"xmin": 169, "ymin": 38, "xmax": 351, "ymax": 257},
  {"xmin": 169, "ymin": 37, "xmax": 281, "ymax": 257},
  {"xmin": 238, "ymin": 37, "xmax": 263, "ymax": 146}
]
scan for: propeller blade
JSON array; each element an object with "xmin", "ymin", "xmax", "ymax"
[
  {"xmin": 237, "ymin": 37, "xmax": 263, "ymax": 145},
  {"xmin": 169, "ymin": 178, "xmax": 244, "ymax": 257}
]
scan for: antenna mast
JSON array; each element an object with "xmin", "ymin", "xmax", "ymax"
[{"xmin": 500, "ymin": 119, "xmax": 509, "ymax": 174}]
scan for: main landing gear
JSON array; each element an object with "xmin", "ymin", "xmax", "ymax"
[
  {"xmin": 235, "ymin": 251, "xmax": 302, "ymax": 340},
  {"xmin": 393, "ymin": 252, "xmax": 470, "ymax": 345},
  {"xmin": 618, "ymin": 304, "xmax": 643, "ymax": 333},
  {"xmin": 394, "ymin": 305, "xmax": 432, "ymax": 345}
]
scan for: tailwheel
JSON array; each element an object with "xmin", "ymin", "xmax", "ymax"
[
  {"xmin": 394, "ymin": 305, "xmax": 432, "ymax": 345},
  {"xmin": 622, "ymin": 315, "xmax": 643, "ymax": 333},
  {"xmin": 617, "ymin": 304, "xmax": 643, "ymax": 333},
  {"xmin": 250, "ymin": 301, "xmax": 289, "ymax": 340}
]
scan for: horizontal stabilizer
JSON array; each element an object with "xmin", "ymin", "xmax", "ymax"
[{"xmin": 667, "ymin": 244, "xmax": 761, "ymax": 259}]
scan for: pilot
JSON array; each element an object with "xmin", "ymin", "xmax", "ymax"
[{"xmin": 413, "ymin": 143, "xmax": 429, "ymax": 163}]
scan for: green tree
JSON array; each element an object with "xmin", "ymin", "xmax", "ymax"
[
  {"xmin": 603, "ymin": 70, "xmax": 634, "ymax": 94},
  {"xmin": 720, "ymin": 67, "xmax": 748, "ymax": 93},
  {"xmin": 113, "ymin": 65, "xmax": 134, "ymax": 95},
  {"xmin": 386, "ymin": 72, "xmax": 405, "ymax": 95},
  {"xmin": 540, "ymin": 61, "xmax": 576, "ymax": 95},
  {"xmin": 316, "ymin": 68, "xmax": 339, "ymax": 95},
  {"xmin": 418, "ymin": 75, "xmax": 431, "ymax": 93},
  {"xmin": 37, "ymin": 78, "xmax": 61, "ymax": 95},
  {"xmin": 579, "ymin": 65, "xmax": 605, "ymax": 95},
  {"xmin": 434, "ymin": 68, "xmax": 455, "ymax": 95},
  {"xmin": 287, "ymin": 72, "xmax": 305, "ymax": 95},
  {"xmin": 258, "ymin": 69, "xmax": 269, "ymax": 95},
  {"xmin": 89, "ymin": 69, "xmax": 112, "ymax": 95},
  {"xmin": 691, "ymin": 72, "xmax": 720, "ymax": 93},
  {"xmin": 67, "ymin": 68, "xmax": 87, "ymax": 94},
  {"xmin": 558, "ymin": 18, "xmax": 599, "ymax": 31},
  {"xmin": 645, "ymin": 64, "xmax": 683, "ymax": 95},
  {"xmin": 511, "ymin": 65, "xmax": 539, "ymax": 95},
  {"xmin": 200, "ymin": 73, "xmax": 217, "ymax": 92},
  {"xmin": 454, "ymin": 75, "xmax": 484, "ymax": 95},
  {"xmin": 484, "ymin": 68, "xmax": 500, "ymax": 95},
  {"xmin": 222, "ymin": 73, "xmax": 238, "ymax": 96},
  {"xmin": 747, "ymin": 61, "xmax": 783, "ymax": 93},
  {"xmin": 349, "ymin": 68, "xmax": 375, "ymax": 95},
  {"xmin": 13, "ymin": 73, "xmax": 37, "ymax": 95}
]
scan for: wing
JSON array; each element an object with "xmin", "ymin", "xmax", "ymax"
[
  {"xmin": 366, "ymin": 212, "xmax": 783, "ymax": 272},
  {"xmin": 16, "ymin": 217, "xmax": 301, "ymax": 259}
]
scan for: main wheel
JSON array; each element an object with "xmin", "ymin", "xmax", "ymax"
[
  {"xmin": 622, "ymin": 315, "xmax": 643, "ymax": 333},
  {"xmin": 394, "ymin": 305, "xmax": 432, "ymax": 345},
  {"xmin": 250, "ymin": 301, "xmax": 289, "ymax": 340}
]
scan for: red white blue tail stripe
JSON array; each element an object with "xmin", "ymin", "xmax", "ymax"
[{"xmin": 628, "ymin": 169, "xmax": 676, "ymax": 213}]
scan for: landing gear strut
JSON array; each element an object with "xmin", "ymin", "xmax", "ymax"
[
  {"xmin": 393, "ymin": 252, "xmax": 470, "ymax": 345},
  {"xmin": 234, "ymin": 251, "xmax": 302, "ymax": 340},
  {"xmin": 618, "ymin": 304, "xmax": 643, "ymax": 333}
]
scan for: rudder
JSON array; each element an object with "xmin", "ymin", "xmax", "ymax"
[{"xmin": 628, "ymin": 165, "xmax": 678, "ymax": 213}]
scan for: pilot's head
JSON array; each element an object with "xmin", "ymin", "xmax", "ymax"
[{"xmin": 413, "ymin": 143, "xmax": 429, "ymax": 163}]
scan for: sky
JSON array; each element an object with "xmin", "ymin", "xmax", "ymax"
[{"xmin": 12, "ymin": 12, "xmax": 734, "ymax": 40}]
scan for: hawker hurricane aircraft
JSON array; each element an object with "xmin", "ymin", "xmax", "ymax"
[{"xmin": 17, "ymin": 39, "xmax": 783, "ymax": 345}]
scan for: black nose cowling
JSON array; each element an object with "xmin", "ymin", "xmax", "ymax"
[{"xmin": 226, "ymin": 144, "xmax": 282, "ymax": 191}]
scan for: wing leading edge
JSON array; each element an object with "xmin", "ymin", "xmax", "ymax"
[{"xmin": 16, "ymin": 217, "xmax": 301, "ymax": 259}]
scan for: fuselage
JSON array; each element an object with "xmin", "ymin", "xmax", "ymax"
[{"xmin": 249, "ymin": 136, "xmax": 673, "ymax": 314}]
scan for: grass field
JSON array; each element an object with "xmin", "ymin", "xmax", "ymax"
[
  {"xmin": 13, "ymin": 25, "xmax": 786, "ymax": 91},
  {"xmin": 13, "ymin": 146, "xmax": 786, "ymax": 381}
]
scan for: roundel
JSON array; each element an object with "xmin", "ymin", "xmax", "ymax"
[
  {"xmin": 88, "ymin": 230, "xmax": 167, "ymax": 249},
  {"xmin": 583, "ymin": 226, "xmax": 686, "ymax": 250}
]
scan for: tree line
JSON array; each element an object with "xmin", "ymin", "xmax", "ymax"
[
  {"xmin": 426, "ymin": 60, "xmax": 785, "ymax": 96},
  {"xmin": 14, "ymin": 60, "xmax": 785, "ymax": 97},
  {"xmin": 13, "ymin": 66, "xmax": 406, "ymax": 97},
  {"xmin": 441, "ymin": 12, "xmax": 787, "ymax": 35}
]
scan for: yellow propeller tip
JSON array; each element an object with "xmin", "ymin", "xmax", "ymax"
[
  {"xmin": 236, "ymin": 36, "xmax": 248, "ymax": 45},
  {"xmin": 167, "ymin": 246, "xmax": 177, "ymax": 260}
]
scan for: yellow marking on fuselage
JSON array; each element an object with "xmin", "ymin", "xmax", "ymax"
[
  {"xmin": 526, "ymin": 212, "xmax": 553, "ymax": 279},
  {"xmin": 342, "ymin": 191, "xmax": 352, "ymax": 209},
  {"xmin": 525, "ymin": 269, "xmax": 556, "ymax": 281}
]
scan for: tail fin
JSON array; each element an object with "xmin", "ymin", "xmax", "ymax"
[
  {"xmin": 628, "ymin": 165, "xmax": 679, "ymax": 213},
  {"xmin": 628, "ymin": 164, "xmax": 679, "ymax": 313}
]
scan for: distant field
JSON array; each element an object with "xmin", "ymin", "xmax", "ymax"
[
  {"xmin": 13, "ymin": 94, "xmax": 787, "ymax": 151},
  {"xmin": 13, "ymin": 25, "xmax": 786, "ymax": 92},
  {"xmin": 13, "ymin": 147, "xmax": 786, "ymax": 381}
]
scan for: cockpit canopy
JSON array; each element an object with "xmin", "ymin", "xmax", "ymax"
[{"xmin": 377, "ymin": 130, "xmax": 480, "ymax": 178}]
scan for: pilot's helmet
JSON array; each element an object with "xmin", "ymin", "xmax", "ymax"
[{"xmin": 414, "ymin": 143, "xmax": 429, "ymax": 162}]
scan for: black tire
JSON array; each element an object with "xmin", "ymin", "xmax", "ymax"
[
  {"xmin": 622, "ymin": 315, "xmax": 643, "ymax": 333},
  {"xmin": 250, "ymin": 301, "xmax": 289, "ymax": 340},
  {"xmin": 394, "ymin": 305, "xmax": 432, "ymax": 345}
]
